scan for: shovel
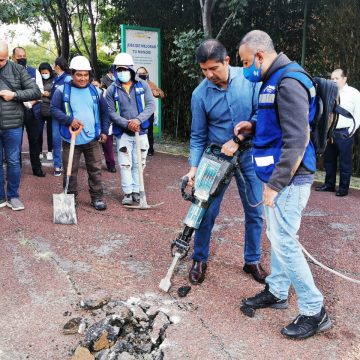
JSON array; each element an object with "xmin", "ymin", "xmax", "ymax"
[
  {"xmin": 124, "ymin": 131, "xmax": 163, "ymax": 210},
  {"xmin": 53, "ymin": 125, "xmax": 83, "ymax": 224}
]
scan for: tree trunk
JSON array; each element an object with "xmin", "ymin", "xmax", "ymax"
[
  {"xmin": 199, "ymin": 0, "xmax": 215, "ymax": 38},
  {"xmin": 86, "ymin": 0, "xmax": 99, "ymax": 80},
  {"xmin": 56, "ymin": 0, "xmax": 70, "ymax": 60}
]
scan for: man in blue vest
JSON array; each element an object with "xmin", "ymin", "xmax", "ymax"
[
  {"xmin": 12, "ymin": 47, "xmax": 45, "ymax": 177},
  {"xmin": 50, "ymin": 56, "xmax": 110, "ymax": 210},
  {"xmin": 184, "ymin": 39, "xmax": 266, "ymax": 286},
  {"xmin": 235, "ymin": 30, "xmax": 331, "ymax": 339},
  {"xmin": 106, "ymin": 53, "xmax": 155, "ymax": 206}
]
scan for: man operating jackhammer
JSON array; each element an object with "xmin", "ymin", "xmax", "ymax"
[{"xmin": 183, "ymin": 39, "xmax": 266, "ymax": 285}]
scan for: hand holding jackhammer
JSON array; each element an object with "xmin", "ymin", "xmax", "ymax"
[
  {"xmin": 184, "ymin": 166, "xmax": 197, "ymax": 188},
  {"xmin": 234, "ymin": 120, "xmax": 254, "ymax": 137}
]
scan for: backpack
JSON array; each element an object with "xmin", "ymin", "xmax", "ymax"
[{"xmin": 278, "ymin": 65, "xmax": 356, "ymax": 155}]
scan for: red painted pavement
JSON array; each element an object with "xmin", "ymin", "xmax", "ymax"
[{"xmin": 0, "ymin": 147, "xmax": 359, "ymax": 360}]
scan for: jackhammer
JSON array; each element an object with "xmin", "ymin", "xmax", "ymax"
[{"xmin": 159, "ymin": 143, "xmax": 248, "ymax": 292}]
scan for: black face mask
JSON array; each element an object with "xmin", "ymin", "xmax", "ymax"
[
  {"xmin": 138, "ymin": 74, "xmax": 148, "ymax": 81},
  {"xmin": 17, "ymin": 58, "xmax": 27, "ymax": 67}
]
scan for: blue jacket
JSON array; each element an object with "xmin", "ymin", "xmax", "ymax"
[
  {"xmin": 190, "ymin": 66, "xmax": 260, "ymax": 167},
  {"xmin": 51, "ymin": 72, "xmax": 71, "ymax": 98},
  {"xmin": 253, "ymin": 62, "xmax": 316, "ymax": 183}
]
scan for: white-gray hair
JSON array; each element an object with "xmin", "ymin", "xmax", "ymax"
[{"xmin": 239, "ymin": 30, "xmax": 275, "ymax": 53}]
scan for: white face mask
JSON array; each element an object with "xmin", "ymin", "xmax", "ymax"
[
  {"xmin": 117, "ymin": 71, "xmax": 131, "ymax": 83},
  {"xmin": 41, "ymin": 73, "xmax": 50, "ymax": 80}
]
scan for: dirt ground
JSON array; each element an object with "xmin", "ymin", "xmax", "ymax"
[{"xmin": 0, "ymin": 144, "xmax": 359, "ymax": 360}]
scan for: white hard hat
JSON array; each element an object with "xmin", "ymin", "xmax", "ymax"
[
  {"xmin": 69, "ymin": 55, "xmax": 92, "ymax": 71},
  {"xmin": 113, "ymin": 53, "xmax": 134, "ymax": 67}
]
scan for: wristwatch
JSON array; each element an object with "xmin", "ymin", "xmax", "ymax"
[
  {"xmin": 13, "ymin": 92, "xmax": 18, "ymax": 101},
  {"xmin": 232, "ymin": 135, "xmax": 241, "ymax": 144}
]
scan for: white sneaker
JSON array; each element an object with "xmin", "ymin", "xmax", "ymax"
[
  {"xmin": 46, "ymin": 152, "xmax": 53, "ymax": 161},
  {"xmin": 7, "ymin": 198, "xmax": 25, "ymax": 211},
  {"xmin": 39, "ymin": 153, "xmax": 44, "ymax": 160}
]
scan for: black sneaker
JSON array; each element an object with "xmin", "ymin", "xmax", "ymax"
[
  {"xmin": 281, "ymin": 307, "xmax": 331, "ymax": 340},
  {"xmin": 132, "ymin": 192, "xmax": 140, "ymax": 203},
  {"xmin": 122, "ymin": 194, "xmax": 133, "ymax": 205},
  {"xmin": 90, "ymin": 199, "xmax": 107, "ymax": 211},
  {"xmin": 242, "ymin": 284, "xmax": 288, "ymax": 309}
]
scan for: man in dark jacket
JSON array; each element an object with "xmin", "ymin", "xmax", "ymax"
[
  {"xmin": 0, "ymin": 40, "xmax": 41, "ymax": 210},
  {"xmin": 12, "ymin": 46, "xmax": 45, "ymax": 177},
  {"xmin": 235, "ymin": 30, "xmax": 331, "ymax": 340}
]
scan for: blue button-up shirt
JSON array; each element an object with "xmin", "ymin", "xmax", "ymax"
[{"xmin": 189, "ymin": 66, "xmax": 260, "ymax": 167}]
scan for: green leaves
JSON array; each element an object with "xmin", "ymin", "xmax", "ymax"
[{"xmin": 170, "ymin": 29, "xmax": 204, "ymax": 84}]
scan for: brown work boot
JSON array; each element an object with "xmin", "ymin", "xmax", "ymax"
[
  {"xmin": 189, "ymin": 260, "xmax": 207, "ymax": 285},
  {"xmin": 243, "ymin": 263, "xmax": 268, "ymax": 284}
]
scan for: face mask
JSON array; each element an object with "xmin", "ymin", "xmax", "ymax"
[
  {"xmin": 17, "ymin": 58, "xmax": 27, "ymax": 67},
  {"xmin": 138, "ymin": 74, "xmax": 148, "ymax": 81},
  {"xmin": 243, "ymin": 55, "xmax": 262, "ymax": 83},
  {"xmin": 110, "ymin": 74, "xmax": 115, "ymax": 81},
  {"xmin": 41, "ymin": 73, "xmax": 50, "ymax": 80},
  {"xmin": 117, "ymin": 71, "xmax": 131, "ymax": 83}
]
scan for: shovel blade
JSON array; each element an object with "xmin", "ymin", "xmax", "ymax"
[{"xmin": 53, "ymin": 193, "xmax": 77, "ymax": 225}]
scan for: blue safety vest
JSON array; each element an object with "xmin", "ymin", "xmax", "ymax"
[
  {"xmin": 60, "ymin": 81, "xmax": 101, "ymax": 140},
  {"xmin": 26, "ymin": 66, "xmax": 36, "ymax": 80},
  {"xmin": 112, "ymin": 81, "xmax": 150, "ymax": 137},
  {"xmin": 253, "ymin": 62, "xmax": 317, "ymax": 183},
  {"xmin": 51, "ymin": 72, "xmax": 71, "ymax": 98}
]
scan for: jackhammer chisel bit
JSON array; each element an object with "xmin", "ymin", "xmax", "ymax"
[{"xmin": 159, "ymin": 252, "xmax": 181, "ymax": 292}]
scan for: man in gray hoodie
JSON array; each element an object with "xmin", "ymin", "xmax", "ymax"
[
  {"xmin": 233, "ymin": 30, "xmax": 331, "ymax": 340},
  {"xmin": 106, "ymin": 53, "xmax": 155, "ymax": 205}
]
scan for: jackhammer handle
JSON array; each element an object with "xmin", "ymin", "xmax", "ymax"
[
  {"xmin": 180, "ymin": 176, "xmax": 189, "ymax": 192},
  {"xmin": 180, "ymin": 176, "xmax": 195, "ymax": 201}
]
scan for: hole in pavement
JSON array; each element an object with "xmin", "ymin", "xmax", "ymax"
[{"xmin": 67, "ymin": 296, "xmax": 174, "ymax": 360}]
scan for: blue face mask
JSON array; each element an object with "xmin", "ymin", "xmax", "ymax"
[
  {"xmin": 117, "ymin": 70, "xmax": 131, "ymax": 83},
  {"xmin": 243, "ymin": 55, "xmax": 262, "ymax": 82}
]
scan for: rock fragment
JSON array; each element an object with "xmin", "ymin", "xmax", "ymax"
[{"xmin": 71, "ymin": 346, "xmax": 94, "ymax": 360}]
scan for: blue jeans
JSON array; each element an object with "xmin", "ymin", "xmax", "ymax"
[
  {"xmin": 265, "ymin": 183, "xmax": 324, "ymax": 316},
  {"xmin": 0, "ymin": 127, "xmax": 23, "ymax": 200},
  {"xmin": 52, "ymin": 118, "xmax": 62, "ymax": 169},
  {"xmin": 192, "ymin": 148, "xmax": 264, "ymax": 264},
  {"xmin": 116, "ymin": 133, "xmax": 149, "ymax": 194}
]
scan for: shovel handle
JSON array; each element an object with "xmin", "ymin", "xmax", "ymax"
[
  {"xmin": 135, "ymin": 131, "xmax": 145, "ymax": 192},
  {"xmin": 67, "ymin": 125, "xmax": 83, "ymax": 177}
]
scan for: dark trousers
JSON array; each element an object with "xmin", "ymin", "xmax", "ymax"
[
  {"xmin": 38, "ymin": 116, "xmax": 53, "ymax": 153},
  {"xmin": 324, "ymin": 128, "xmax": 354, "ymax": 193},
  {"xmin": 23, "ymin": 107, "xmax": 42, "ymax": 172},
  {"xmin": 62, "ymin": 139, "xmax": 103, "ymax": 200},
  {"xmin": 147, "ymin": 114, "xmax": 154, "ymax": 152},
  {"xmin": 101, "ymin": 134, "xmax": 115, "ymax": 168}
]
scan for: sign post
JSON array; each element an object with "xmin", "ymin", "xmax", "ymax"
[{"xmin": 120, "ymin": 25, "xmax": 162, "ymax": 138}]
